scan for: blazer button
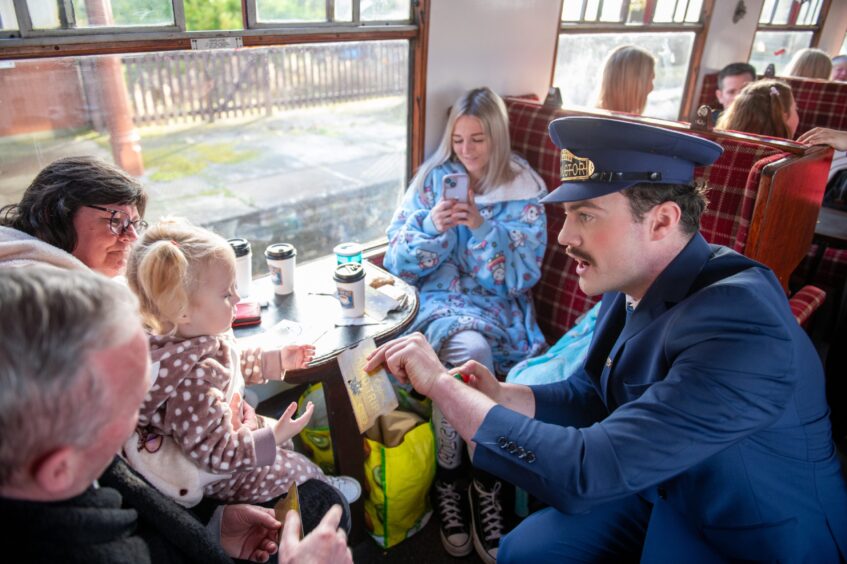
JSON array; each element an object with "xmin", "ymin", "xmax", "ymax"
[
  {"xmin": 498, "ymin": 436, "xmax": 508, "ymax": 449},
  {"xmin": 516, "ymin": 447, "xmax": 527, "ymax": 459},
  {"xmin": 507, "ymin": 441, "xmax": 518, "ymax": 453},
  {"xmin": 658, "ymin": 486, "xmax": 667, "ymax": 500},
  {"xmin": 525, "ymin": 451, "xmax": 536, "ymax": 464},
  {"xmin": 605, "ymin": 357, "xmax": 612, "ymax": 368}
]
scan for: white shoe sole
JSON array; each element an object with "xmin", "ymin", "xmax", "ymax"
[
  {"xmin": 469, "ymin": 498, "xmax": 498, "ymax": 564},
  {"xmin": 440, "ymin": 530, "xmax": 473, "ymax": 557}
]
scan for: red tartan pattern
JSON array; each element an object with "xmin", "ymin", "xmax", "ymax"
[
  {"xmin": 695, "ymin": 144, "xmax": 785, "ymax": 252},
  {"xmin": 796, "ymin": 245, "xmax": 847, "ymax": 291},
  {"xmin": 505, "ymin": 97, "xmax": 790, "ymax": 338},
  {"xmin": 789, "ymin": 284, "xmax": 827, "ymax": 327},
  {"xmin": 507, "ymin": 100, "xmax": 600, "ymax": 338},
  {"xmin": 698, "ymin": 73, "xmax": 847, "ymax": 137}
]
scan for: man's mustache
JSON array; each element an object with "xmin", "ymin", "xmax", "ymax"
[{"xmin": 566, "ymin": 246, "xmax": 593, "ymax": 264}]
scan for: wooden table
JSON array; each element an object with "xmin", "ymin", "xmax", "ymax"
[{"xmin": 234, "ymin": 256, "xmax": 418, "ymax": 540}]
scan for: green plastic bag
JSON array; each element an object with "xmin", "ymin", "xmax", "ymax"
[{"xmin": 297, "ymin": 383, "xmax": 335, "ymax": 474}]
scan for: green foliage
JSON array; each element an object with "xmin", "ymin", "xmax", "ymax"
[{"xmin": 184, "ymin": 0, "xmax": 243, "ymax": 31}]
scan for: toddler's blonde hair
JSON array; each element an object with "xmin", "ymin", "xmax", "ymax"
[{"xmin": 126, "ymin": 218, "xmax": 235, "ymax": 335}]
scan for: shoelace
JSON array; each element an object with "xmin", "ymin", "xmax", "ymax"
[
  {"xmin": 435, "ymin": 481, "xmax": 465, "ymax": 530},
  {"xmin": 437, "ymin": 419, "xmax": 461, "ymax": 467},
  {"xmin": 475, "ymin": 481, "xmax": 504, "ymax": 542}
]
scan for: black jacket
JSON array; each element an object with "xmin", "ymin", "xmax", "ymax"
[{"xmin": 1, "ymin": 457, "xmax": 232, "ymax": 564}]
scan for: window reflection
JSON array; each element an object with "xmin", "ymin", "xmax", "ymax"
[
  {"xmin": 553, "ymin": 32, "xmax": 695, "ymax": 120},
  {"xmin": 750, "ymin": 31, "xmax": 813, "ymax": 76},
  {"xmin": 0, "ymin": 42, "xmax": 410, "ymax": 270}
]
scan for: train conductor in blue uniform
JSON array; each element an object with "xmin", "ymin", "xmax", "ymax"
[{"xmin": 366, "ymin": 116, "xmax": 847, "ymax": 562}]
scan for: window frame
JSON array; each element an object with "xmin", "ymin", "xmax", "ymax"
[
  {"xmin": 0, "ymin": 0, "xmax": 428, "ymax": 201},
  {"xmin": 749, "ymin": 0, "xmax": 833, "ymax": 58},
  {"xmin": 552, "ymin": 0, "xmax": 714, "ymax": 121}
]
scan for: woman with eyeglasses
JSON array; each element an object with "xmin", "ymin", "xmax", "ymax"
[{"xmin": 0, "ymin": 156, "xmax": 148, "ymax": 277}]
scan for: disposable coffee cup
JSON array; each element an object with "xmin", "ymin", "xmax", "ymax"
[
  {"xmin": 228, "ymin": 238, "xmax": 252, "ymax": 298},
  {"xmin": 333, "ymin": 242, "xmax": 363, "ymax": 265},
  {"xmin": 333, "ymin": 262, "xmax": 366, "ymax": 317},
  {"xmin": 265, "ymin": 243, "xmax": 296, "ymax": 295}
]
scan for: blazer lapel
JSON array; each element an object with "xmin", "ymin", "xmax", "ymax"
[{"xmin": 587, "ymin": 234, "xmax": 714, "ymax": 407}]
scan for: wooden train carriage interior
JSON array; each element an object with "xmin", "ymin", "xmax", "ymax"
[{"xmin": 2, "ymin": 1, "xmax": 847, "ymax": 561}]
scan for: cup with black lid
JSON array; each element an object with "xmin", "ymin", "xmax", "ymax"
[
  {"xmin": 265, "ymin": 243, "xmax": 296, "ymax": 295},
  {"xmin": 333, "ymin": 262, "xmax": 366, "ymax": 317}
]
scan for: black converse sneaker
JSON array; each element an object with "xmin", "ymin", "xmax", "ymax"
[
  {"xmin": 469, "ymin": 479, "xmax": 504, "ymax": 564},
  {"xmin": 433, "ymin": 479, "xmax": 472, "ymax": 556}
]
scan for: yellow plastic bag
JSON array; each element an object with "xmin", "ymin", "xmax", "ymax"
[
  {"xmin": 363, "ymin": 415, "xmax": 436, "ymax": 548},
  {"xmin": 297, "ymin": 384, "xmax": 436, "ymax": 548}
]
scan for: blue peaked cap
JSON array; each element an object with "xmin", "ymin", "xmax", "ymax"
[{"xmin": 541, "ymin": 117, "xmax": 724, "ymax": 204}]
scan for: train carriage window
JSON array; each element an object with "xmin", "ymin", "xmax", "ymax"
[
  {"xmin": 0, "ymin": 0, "xmax": 421, "ymax": 270},
  {"xmin": 20, "ymin": 0, "xmax": 177, "ymax": 31},
  {"xmin": 1, "ymin": 0, "xmax": 18, "ymax": 32},
  {"xmin": 750, "ymin": 0, "xmax": 825, "ymax": 75},
  {"xmin": 553, "ymin": 0, "xmax": 705, "ymax": 120},
  {"xmin": 250, "ymin": 0, "xmax": 411, "ymax": 26}
]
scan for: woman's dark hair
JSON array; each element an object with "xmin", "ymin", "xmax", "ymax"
[{"xmin": 0, "ymin": 156, "xmax": 147, "ymax": 253}]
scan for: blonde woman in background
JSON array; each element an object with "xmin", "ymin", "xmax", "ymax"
[
  {"xmin": 716, "ymin": 79, "xmax": 799, "ymax": 140},
  {"xmin": 784, "ymin": 48, "xmax": 832, "ymax": 80},
  {"xmin": 596, "ymin": 45, "xmax": 656, "ymax": 114}
]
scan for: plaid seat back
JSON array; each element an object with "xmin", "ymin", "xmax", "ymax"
[
  {"xmin": 698, "ymin": 72, "xmax": 847, "ymax": 137},
  {"xmin": 698, "ymin": 73, "xmax": 720, "ymax": 109},
  {"xmin": 693, "ymin": 138, "xmax": 785, "ymax": 252},
  {"xmin": 505, "ymin": 97, "xmax": 789, "ymax": 338},
  {"xmin": 786, "ymin": 77, "xmax": 847, "ymax": 137},
  {"xmin": 507, "ymin": 99, "xmax": 600, "ymax": 338}
]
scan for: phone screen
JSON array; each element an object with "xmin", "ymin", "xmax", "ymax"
[{"xmin": 442, "ymin": 173, "xmax": 469, "ymax": 202}]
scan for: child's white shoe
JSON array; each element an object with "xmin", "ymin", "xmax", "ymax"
[{"xmin": 326, "ymin": 475, "xmax": 362, "ymax": 503}]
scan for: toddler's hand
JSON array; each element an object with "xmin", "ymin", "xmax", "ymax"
[
  {"xmin": 272, "ymin": 401, "xmax": 313, "ymax": 445},
  {"xmin": 280, "ymin": 344, "xmax": 316, "ymax": 371}
]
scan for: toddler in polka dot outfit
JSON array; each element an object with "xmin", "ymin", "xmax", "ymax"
[{"xmin": 124, "ymin": 218, "xmax": 360, "ymax": 506}]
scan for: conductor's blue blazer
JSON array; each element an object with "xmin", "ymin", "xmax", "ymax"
[{"xmin": 473, "ymin": 233, "xmax": 847, "ymax": 561}]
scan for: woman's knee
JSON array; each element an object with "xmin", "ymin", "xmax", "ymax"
[{"xmin": 440, "ymin": 330, "xmax": 494, "ymax": 372}]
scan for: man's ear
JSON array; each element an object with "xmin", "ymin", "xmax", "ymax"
[
  {"xmin": 33, "ymin": 446, "xmax": 79, "ymax": 496},
  {"xmin": 648, "ymin": 201, "xmax": 682, "ymax": 241},
  {"xmin": 715, "ymin": 89, "xmax": 725, "ymax": 106}
]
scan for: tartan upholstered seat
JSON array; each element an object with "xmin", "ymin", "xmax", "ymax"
[
  {"xmin": 505, "ymin": 97, "xmax": 826, "ymax": 336},
  {"xmin": 698, "ymin": 73, "xmax": 847, "ymax": 299}
]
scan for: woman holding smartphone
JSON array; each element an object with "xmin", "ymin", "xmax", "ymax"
[{"xmin": 383, "ymin": 86, "xmax": 547, "ymax": 564}]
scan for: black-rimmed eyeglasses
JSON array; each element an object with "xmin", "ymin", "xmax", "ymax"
[{"xmin": 86, "ymin": 205, "xmax": 148, "ymax": 237}]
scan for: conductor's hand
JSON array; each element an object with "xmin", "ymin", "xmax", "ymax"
[
  {"xmin": 797, "ymin": 127, "xmax": 847, "ymax": 151},
  {"xmin": 220, "ymin": 504, "xmax": 282, "ymax": 562},
  {"xmin": 279, "ymin": 504, "xmax": 352, "ymax": 564},
  {"xmin": 365, "ymin": 333, "xmax": 448, "ymax": 397},
  {"xmin": 454, "ymin": 360, "xmax": 502, "ymax": 403}
]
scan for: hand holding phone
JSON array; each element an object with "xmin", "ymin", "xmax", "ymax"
[{"xmin": 442, "ymin": 173, "xmax": 469, "ymax": 203}]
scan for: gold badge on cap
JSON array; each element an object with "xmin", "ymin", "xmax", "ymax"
[{"xmin": 560, "ymin": 149, "xmax": 595, "ymax": 182}]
